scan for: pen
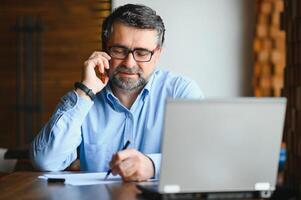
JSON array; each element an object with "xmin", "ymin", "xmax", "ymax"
[{"xmin": 104, "ymin": 140, "xmax": 131, "ymax": 180}]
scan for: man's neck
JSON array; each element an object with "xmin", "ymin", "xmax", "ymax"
[{"xmin": 111, "ymin": 86, "xmax": 143, "ymax": 109}]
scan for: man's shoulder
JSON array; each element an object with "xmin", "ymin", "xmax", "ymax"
[
  {"xmin": 151, "ymin": 68, "xmax": 204, "ymax": 99},
  {"xmin": 153, "ymin": 68, "xmax": 197, "ymax": 87}
]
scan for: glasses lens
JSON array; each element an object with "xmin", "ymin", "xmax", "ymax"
[
  {"xmin": 133, "ymin": 49, "xmax": 152, "ymax": 62},
  {"xmin": 109, "ymin": 47, "xmax": 128, "ymax": 59},
  {"xmin": 109, "ymin": 46, "xmax": 154, "ymax": 62}
]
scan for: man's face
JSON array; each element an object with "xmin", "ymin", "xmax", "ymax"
[{"xmin": 106, "ymin": 22, "xmax": 162, "ymax": 92}]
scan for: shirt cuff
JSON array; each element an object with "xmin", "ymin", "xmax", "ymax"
[{"xmin": 146, "ymin": 153, "xmax": 161, "ymax": 179}]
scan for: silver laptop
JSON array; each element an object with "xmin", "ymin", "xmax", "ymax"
[{"xmin": 145, "ymin": 98, "xmax": 286, "ymax": 197}]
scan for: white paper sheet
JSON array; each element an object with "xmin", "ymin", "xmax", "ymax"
[{"xmin": 39, "ymin": 172, "xmax": 122, "ymax": 186}]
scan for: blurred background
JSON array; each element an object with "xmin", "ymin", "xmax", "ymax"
[{"xmin": 0, "ymin": 0, "xmax": 300, "ymax": 197}]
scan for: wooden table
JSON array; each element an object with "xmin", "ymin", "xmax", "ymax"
[
  {"xmin": 0, "ymin": 172, "xmax": 142, "ymax": 200},
  {"xmin": 0, "ymin": 172, "xmax": 272, "ymax": 200}
]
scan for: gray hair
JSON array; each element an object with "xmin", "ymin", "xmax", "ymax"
[{"xmin": 102, "ymin": 4, "xmax": 165, "ymax": 50}]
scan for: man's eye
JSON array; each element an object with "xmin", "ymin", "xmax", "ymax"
[
  {"xmin": 113, "ymin": 48, "xmax": 126, "ymax": 54},
  {"xmin": 135, "ymin": 50, "xmax": 149, "ymax": 57}
]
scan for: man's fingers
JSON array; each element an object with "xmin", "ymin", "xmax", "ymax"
[
  {"xmin": 111, "ymin": 158, "xmax": 137, "ymax": 180},
  {"xmin": 109, "ymin": 149, "xmax": 136, "ymax": 177},
  {"xmin": 89, "ymin": 51, "xmax": 111, "ymax": 60},
  {"xmin": 110, "ymin": 149, "xmax": 135, "ymax": 168},
  {"xmin": 103, "ymin": 58, "xmax": 110, "ymax": 69},
  {"xmin": 97, "ymin": 63, "xmax": 105, "ymax": 74},
  {"xmin": 98, "ymin": 58, "xmax": 110, "ymax": 72},
  {"xmin": 86, "ymin": 52, "xmax": 111, "ymax": 71},
  {"xmin": 85, "ymin": 58, "xmax": 109, "ymax": 75},
  {"xmin": 119, "ymin": 159, "xmax": 136, "ymax": 176},
  {"xmin": 116, "ymin": 149, "xmax": 135, "ymax": 162},
  {"xmin": 93, "ymin": 57, "xmax": 110, "ymax": 71},
  {"xmin": 108, "ymin": 149, "xmax": 155, "ymax": 182},
  {"xmin": 80, "ymin": 51, "xmax": 111, "ymax": 94},
  {"xmin": 110, "ymin": 158, "xmax": 132, "ymax": 174},
  {"xmin": 93, "ymin": 59, "xmax": 106, "ymax": 73}
]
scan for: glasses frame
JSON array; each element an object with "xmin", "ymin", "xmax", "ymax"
[{"xmin": 107, "ymin": 45, "xmax": 158, "ymax": 63}]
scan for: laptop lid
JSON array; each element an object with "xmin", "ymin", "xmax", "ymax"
[{"xmin": 158, "ymin": 98, "xmax": 286, "ymax": 194}]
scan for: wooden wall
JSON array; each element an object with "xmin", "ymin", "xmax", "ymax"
[
  {"xmin": 253, "ymin": 0, "xmax": 285, "ymax": 97},
  {"xmin": 0, "ymin": 1, "xmax": 110, "ymax": 148},
  {"xmin": 283, "ymin": 0, "xmax": 301, "ymax": 196}
]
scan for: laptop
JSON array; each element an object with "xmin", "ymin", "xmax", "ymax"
[{"xmin": 138, "ymin": 98, "xmax": 286, "ymax": 199}]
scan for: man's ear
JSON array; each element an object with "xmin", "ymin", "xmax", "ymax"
[
  {"xmin": 155, "ymin": 47, "xmax": 163, "ymax": 60},
  {"xmin": 152, "ymin": 48, "xmax": 163, "ymax": 65}
]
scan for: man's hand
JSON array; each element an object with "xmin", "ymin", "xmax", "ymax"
[
  {"xmin": 79, "ymin": 51, "xmax": 111, "ymax": 95},
  {"xmin": 109, "ymin": 149, "xmax": 155, "ymax": 182}
]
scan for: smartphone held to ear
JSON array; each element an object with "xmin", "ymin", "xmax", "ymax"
[
  {"xmin": 94, "ymin": 68, "xmax": 109, "ymax": 84},
  {"xmin": 100, "ymin": 73, "xmax": 107, "ymax": 83}
]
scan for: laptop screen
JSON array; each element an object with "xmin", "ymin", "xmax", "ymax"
[{"xmin": 159, "ymin": 98, "xmax": 286, "ymax": 194}]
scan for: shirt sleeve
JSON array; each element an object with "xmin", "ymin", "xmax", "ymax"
[{"xmin": 30, "ymin": 91, "xmax": 94, "ymax": 171}]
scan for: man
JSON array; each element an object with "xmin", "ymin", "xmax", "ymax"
[{"xmin": 31, "ymin": 4, "xmax": 203, "ymax": 181}]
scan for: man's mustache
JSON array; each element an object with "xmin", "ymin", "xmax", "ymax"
[{"xmin": 113, "ymin": 65, "xmax": 143, "ymax": 76}]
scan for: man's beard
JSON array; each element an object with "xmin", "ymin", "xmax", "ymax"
[{"xmin": 110, "ymin": 65, "xmax": 147, "ymax": 92}]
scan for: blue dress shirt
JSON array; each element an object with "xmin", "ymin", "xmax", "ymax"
[{"xmin": 30, "ymin": 69, "xmax": 203, "ymax": 177}]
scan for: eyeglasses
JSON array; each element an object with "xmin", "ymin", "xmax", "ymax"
[{"xmin": 108, "ymin": 45, "xmax": 157, "ymax": 62}]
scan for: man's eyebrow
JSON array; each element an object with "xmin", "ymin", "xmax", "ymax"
[
  {"xmin": 110, "ymin": 44, "xmax": 152, "ymax": 52},
  {"xmin": 134, "ymin": 47, "xmax": 152, "ymax": 52},
  {"xmin": 110, "ymin": 44, "xmax": 128, "ymax": 49}
]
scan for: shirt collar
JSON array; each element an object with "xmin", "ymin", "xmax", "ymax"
[
  {"xmin": 105, "ymin": 84, "xmax": 117, "ymax": 103},
  {"xmin": 142, "ymin": 69, "xmax": 156, "ymax": 96}
]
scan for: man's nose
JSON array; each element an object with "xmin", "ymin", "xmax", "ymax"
[{"xmin": 121, "ymin": 52, "xmax": 137, "ymax": 68}]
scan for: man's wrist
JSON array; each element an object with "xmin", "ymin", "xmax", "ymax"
[
  {"xmin": 145, "ymin": 155, "xmax": 156, "ymax": 179},
  {"xmin": 75, "ymin": 88, "xmax": 92, "ymax": 101},
  {"xmin": 74, "ymin": 82, "xmax": 96, "ymax": 100}
]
